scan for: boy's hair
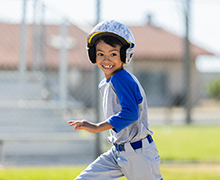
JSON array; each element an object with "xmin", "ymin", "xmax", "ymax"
[{"xmin": 94, "ymin": 35, "xmax": 123, "ymax": 48}]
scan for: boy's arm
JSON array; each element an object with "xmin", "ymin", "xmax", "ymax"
[
  {"xmin": 68, "ymin": 120, "xmax": 113, "ymax": 133},
  {"xmin": 107, "ymin": 71, "xmax": 143, "ymax": 133}
]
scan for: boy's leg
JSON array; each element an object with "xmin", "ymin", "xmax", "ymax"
[
  {"xmin": 117, "ymin": 138, "xmax": 163, "ymax": 180},
  {"xmin": 75, "ymin": 147, "xmax": 124, "ymax": 180}
]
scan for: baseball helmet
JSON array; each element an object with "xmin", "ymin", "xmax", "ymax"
[{"xmin": 87, "ymin": 20, "xmax": 135, "ymax": 64}]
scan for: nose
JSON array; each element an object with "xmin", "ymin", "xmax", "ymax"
[{"xmin": 103, "ymin": 55, "xmax": 109, "ymax": 61}]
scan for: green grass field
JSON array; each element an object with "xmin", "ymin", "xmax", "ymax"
[
  {"xmin": 1, "ymin": 164, "xmax": 220, "ymax": 180},
  {"xmin": 0, "ymin": 125, "xmax": 220, "ymax": 180},
  {"xmin": 152, "ymin": 125, "xmax": 220, "ymax": 162}
]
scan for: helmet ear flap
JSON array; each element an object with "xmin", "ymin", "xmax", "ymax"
[
  {"xmin": 88, "ymin": 46, "xmax": 96, "ymax": 63},
  {"xmin": 120, "ymin": 45, "xmax": 129, "ymax": 64}
]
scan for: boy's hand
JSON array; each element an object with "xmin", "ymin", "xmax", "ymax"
[
  {"xmin": 67, "ymin": 120, "xmax": 114, "ymax": 133},
  {"xmin": 67, "ymin": 120, "xmax": 97, "ymax": 133}
]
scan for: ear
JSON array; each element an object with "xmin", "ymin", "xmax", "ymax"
[{"xmin": 88, "ymin": 46, "xmax": 96, "ymax": 63}]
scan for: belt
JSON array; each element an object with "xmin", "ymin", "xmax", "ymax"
[{"xmin": 114, "ymin": 135, "xmax": 153, "ymax": 152}]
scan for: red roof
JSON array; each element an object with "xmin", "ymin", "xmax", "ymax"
[
  {"xmin": 130, "ymin": 24, "xmax": 213, "ymax": 60},
  {"xmin": 0, "ymin": 22, "xmax": 93, "ymax": 70},
  {"xmin": 0, "ymin": 22, "xmax": 213, "ymax": 70}
]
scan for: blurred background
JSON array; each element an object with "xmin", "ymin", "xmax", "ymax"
[{"xmin": 0, "ymin": 0, "xmax": 219, "ymax": 167}]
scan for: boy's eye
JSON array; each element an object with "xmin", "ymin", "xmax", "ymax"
[
  {"xmin": 97, "ymin": 53, "xmax": 103, "ymax": 56},
  {"xmin": 110, "ymin": 53, "xmax": 117, "ymax": 57}
]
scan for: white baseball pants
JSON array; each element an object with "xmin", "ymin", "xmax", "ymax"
[{"xmin": 74, "ymin": 137, "xmax": 163, "ymax": 180}]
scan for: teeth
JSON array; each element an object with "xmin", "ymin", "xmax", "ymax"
[{"xmin": 103, "ymin": 65, "xmax": 113, "ymax": 68}]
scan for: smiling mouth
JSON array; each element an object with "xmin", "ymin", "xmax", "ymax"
[{"xmin": 102, "ymin": 65, "xmax": 113, "ymax": 69}]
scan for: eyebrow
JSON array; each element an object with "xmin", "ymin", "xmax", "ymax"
[{"xmin": 96, "ymin": 48, "xmax": 119, "ymax": 52}]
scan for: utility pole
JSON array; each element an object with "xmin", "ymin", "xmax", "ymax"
[
  {"xmin": 39, "ymin": 3, "xmax": 46, "ymax": 73},
  {"xmin": 94, "ymin": 0, "xmax": 102, "ymax": 158},
  {"xmin": 183, "ymin": 0, "xmax": 192, "ymax": 124},
  {"xmin": 59, "ymin": 20, "xmax": 68, "ymax": 109},
  {"xmin": 19, "ymin": 0, "xmax": 27, "ymax": 81},
  {"xmin": 32, "ymin": 0, "xmax": 37, "ymax": 73}
]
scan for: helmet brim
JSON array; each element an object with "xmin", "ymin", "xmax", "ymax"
[{"xmin": 87, "ymin": 31, "xmax": 130, "ymax": 47}]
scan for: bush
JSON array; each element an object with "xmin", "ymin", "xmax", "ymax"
[{"xmin": 207, "ymin": 79, "xmax": 220, "ymax": 100}]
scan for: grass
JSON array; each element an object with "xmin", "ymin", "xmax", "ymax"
[
  {"xmin": 0, "ymin": 166, "xmax": 84, "ymax": 180},
  {"xmin": 1, "ymin": 125, "xmax": 220, "ymax": 180},
  {"xmin": 161, "ymin": 163, "xmax": 220, "ymax": 180},
  {"xmin": 152, "ymin": 125, "xmax": 220, "ymax": 162},
  {"xmin": 1, "ymin": 163, "xmax": 220, "ymax": 180}
]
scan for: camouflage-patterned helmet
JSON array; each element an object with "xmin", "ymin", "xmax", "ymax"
[{"xmin": 87, "ymin": 20, "xmax": 135, "ymax": 64}]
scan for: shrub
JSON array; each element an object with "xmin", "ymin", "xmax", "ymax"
[{"xmin": 207, "ymin": 79, "xmax": 220, "ymax": 100}]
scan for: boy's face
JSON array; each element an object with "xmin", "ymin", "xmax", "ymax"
[{"xmin": 96, "ymin": 40, "xmax": 123, "ymax": 79}]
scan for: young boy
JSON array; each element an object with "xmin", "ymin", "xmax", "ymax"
[{"xmin": 68, "ymin": 20, "xmax": 163, "ymax": 180}]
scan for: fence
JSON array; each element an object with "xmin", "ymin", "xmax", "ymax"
[{"xmin": 0, "ymin": 0, "xmax": 219, "ymax": 166}]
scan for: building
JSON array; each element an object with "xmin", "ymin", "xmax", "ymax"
[{"xmin": 0, "ymin": 22, "xmax": 213, "ymax": 107}]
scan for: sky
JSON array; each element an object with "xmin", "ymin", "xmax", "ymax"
[{"xmin": 0, "ymin": 0, "xmax": 220, "ymax": 72}]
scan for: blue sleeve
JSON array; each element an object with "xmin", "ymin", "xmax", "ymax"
[{"xmin": 106, "ymin": 71, "xmax": 143, "ymax": 133}]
